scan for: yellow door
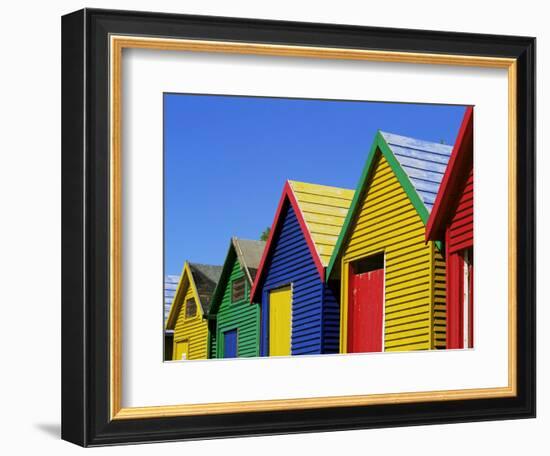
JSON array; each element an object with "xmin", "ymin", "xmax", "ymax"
[
  {"xmin": 174, "ymin": 340, "xmax": 190, "ymax": 360},
  {"xmin": 269, "ymin": 286, "xmax": 292, "ymax": 356}
]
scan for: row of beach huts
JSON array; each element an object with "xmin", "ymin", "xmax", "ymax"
[{"xmin": 164, "ymin": 107, "xmax": 474, "ymax": 361}]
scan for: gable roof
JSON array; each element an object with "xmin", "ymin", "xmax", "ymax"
[
  {"xmin": 209, "ymin": 237, "xmax": 266, "ymax": 316},
  {"xmin": 326, "ymin": 130, "xmax": 453, "ymax": 280},
  {"xmin": 289, "ymin": 180, "xmax": 355, "ymax": 266},
  {"xmin": 165, "ymin": 261, "xmax": 222, "ymax": 329},
  {"xmin": 233, "ymin": 238, "xmax": 266, "ymax": 284},
  {"xmin": 250, "ymin": 180, "xmax": 354, "ymax": 302},
  {"xmin": 380, "ymin": 131, "xmax": 453, "ymax": 214},
  {"xmin": 426, "ymin": 107, "xmax": 474, "ymax": 241},
  {"xmin": 188, "ymin": 263, "xmax": 223, "ymax": 315}
]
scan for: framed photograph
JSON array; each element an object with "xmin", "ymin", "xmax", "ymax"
[{"xmin": 61, "ymin": 8, "xmax": 535, "ymax": 447}]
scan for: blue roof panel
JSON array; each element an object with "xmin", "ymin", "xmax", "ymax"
[{"xmin": 380, "ymin": 131, "xmax": 453, "ymax": 215}]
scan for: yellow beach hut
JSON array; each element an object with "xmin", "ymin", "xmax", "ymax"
[
  {"xmin": 165, "ymin": 262, "xmax": 222, "ymax": 360},
  {"xmin": 326, "ymin": 131, "xmax": 453, "ymax": 353}
]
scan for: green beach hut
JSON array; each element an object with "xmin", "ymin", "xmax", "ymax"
[{"xmin": 208, "ymin": 237, "xmax": 266, "ymax": 358}]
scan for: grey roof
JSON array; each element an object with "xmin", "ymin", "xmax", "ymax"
[
  {"xmin": 232, "ymin": 237, "xmax": 266, "ymax": 283},
  {"xmin": 381, "ymin": 131, "xmax": 453, "ymax": 213},
  {"xmin": 164, "ymin": 275, "xmax": 180, "ymax": 324},
  {"xmin": 188, "ymin": 263, "xmax": 223, "ymax": 315}
]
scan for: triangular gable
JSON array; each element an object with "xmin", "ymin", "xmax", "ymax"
[
  {"xmin": 327, "ymin": 130, "xmax": 453, "ymax": 280},
  {"xmin": 206, "ymin": 241, "xmax": 237, "ymax": 318},
  {"xmin": 250, "ymin": 180, "xmax": 337, "ymax": 302},
  {"xmin": 288, "ymin": 181, "xmax": 355, "ymax": 266},
  {"xmin": 380, "ymin": 131, "xmax": 453, "ymax": 214},
  {"xmin": 208, "ymin": 237, "xmax": 265, "ymax": 316},
  {"xmin": 426, "ymin": 107, "xmax": 474, "ymax": 241},
  {"xmin": 165, "ymin": 262, "xmax": 204, "ymax": 329},
  {"xmin": 233, "ymin": 238, "xmax": 266, "ymax": 284},
  {"xmin": 187, "ymin": 263, "xmax": 222, "ymax": 315}
]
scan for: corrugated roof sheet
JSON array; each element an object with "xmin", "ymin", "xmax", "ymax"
[
  {"xmin": 164, "ymin": 275, "xmax": 180, "ymax": 324},
  {"xmin": 188, "ymin": 263, "xmax": 223, "ymax": 314},
  {"xmin": 380, "ymin": 131, "xmax": 453, "ymax": 213},
  {"xmin": 289, "ymin": 180, "xmax": 355, "ymax": 266}
]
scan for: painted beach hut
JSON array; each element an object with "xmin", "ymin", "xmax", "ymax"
[
  {"xmin": 163, "ymin": 274, "xmax": 180, "ymax": 360},
  {"xmin": 208, "ymin": 238, "xmax": 266, "ymax": 359},
  {"xmin": 326, "ymin": 131, "xmax": 453, "ymax": 353},
  {"xmin": 250, "ymin": 180, "xmax": 355, "ymax": 357},
  {"xmin": 426, "ymin": 107, "xmax": 474, "ymax": 349},
  {"xmin": 165, "ymin": 262, "xmax": 222, "ymax": 360}
]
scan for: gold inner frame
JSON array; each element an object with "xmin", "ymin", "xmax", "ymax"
[{"xmin": 109, "ymin": 35, "xmax": 517, "ymax": 420}]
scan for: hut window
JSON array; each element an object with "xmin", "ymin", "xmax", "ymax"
[
  {"xmin": 185, "ymin": 298, "xmax": 197, "ymax": 318},
  {"xmin": 351, "ymin": 253, "xmax": 384, "ymax": 274},
  {"xmin": 231, "ymin": 278, "xmax": 246, "ymax": 303}
]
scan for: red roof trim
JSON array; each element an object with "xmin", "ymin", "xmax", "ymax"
[
  {"xmin": 425, "ymin": 107, "xmax": 474, "ymax": 241},
  {"xmin": 250, "ymin": 181, "xmax": 325, "ymax": 303},
  {"xmin": 287, "ymin": 182, "xmax": 326, "ymax": 282}
]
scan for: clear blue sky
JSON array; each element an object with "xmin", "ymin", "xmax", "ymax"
[{"xmin": 164, "ymin": 94, "xmax": 466, "ymax": 275}]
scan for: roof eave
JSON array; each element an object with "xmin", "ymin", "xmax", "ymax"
[
  {"xmin": 327, "ymin": 130, "xmax": 432, "ymax": 280},
  {"xmin": 165, "ymin": 262, "xmax": 190, "ymax": 330},
  {"xmin": 250, "ymin": 181, "xmax": 326, "ymax": 302},
  {"xmin": 207, "ymin": 241, "xmax": 237, "ymax": 317},
  {"xmin": 232, "ymin": 237, "xmax": 254, "ymax": 285},
  {"xmin": 249, "ymin": 183, "xmax": 290, "ymax": 303},
  {"xmin": 326, "ymin": 134, "xmax": 383, "ymax": 279},
  {"xmin": 425, "ymin": 107, "xmax": 474, "ymax": 242}
]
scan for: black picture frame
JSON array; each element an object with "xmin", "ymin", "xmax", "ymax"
[{"xmin": 62, "ymin": 8, "xmax": 535, "ymax": 447}]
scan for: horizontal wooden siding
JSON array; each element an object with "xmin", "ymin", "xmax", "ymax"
[
  {"xmin": 448, "ymin": 168, "xmax": 473, "ymax": 253},
  {"xmin": 215, "ymin": 257, "xmax": 260, "ymax": 358},
  {"xmin": 260, "ymin": 202, "xmax": 326, "ymax": 356},
  {"xmin": 433, "ymin": 248, "xmax": 447, "ymax": 349},
  {"xmin": 173, "ymin": 284, "xmax": 209, "ymax": 360},
  {"xmin": 343, "ymin": 154, "xmax": 437, "ymax": 351}
]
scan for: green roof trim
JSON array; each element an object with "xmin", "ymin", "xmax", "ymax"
[
  {"xmin": 379, "ymin": 134, "xmax": 430, "ymax": 224},
  {"xmin": 207, "ymin": 242, "xmax": 238, "ymax": 317},
  {"xmin": 208, "ymin": 237, "xmax": 265, "ymax": 316},
  {"xmin": 326, "ymin": 131, "xmax": 438, "ymax": 280}
]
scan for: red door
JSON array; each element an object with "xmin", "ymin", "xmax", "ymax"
[
  {"xmin": 447, "ymin": 248, "xmax": 474, "ymax": 349},
  {"xmin": 348, "ymin": 264, "xmax": 384, "ymax": 353}
]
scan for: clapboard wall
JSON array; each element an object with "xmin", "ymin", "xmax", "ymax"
[
  {"xmin": 448, "ymin": 168, "xmax": 474, "ymax": 254},
  {"xmin": 259, "ymin": 202, "xmax": 338, "ymax": 356},
  {"xmin": 213, "ymin": 256, "xmax": 260, "ymax": 358},
  {"xmin": 340, "ymin": 154, "xmax": 445, "ymax": 351},
  {"xmin": 173, "ymin": 284, "xmax": 209, "ymax": 360}
]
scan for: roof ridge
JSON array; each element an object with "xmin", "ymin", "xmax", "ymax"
[
  {"xmin": 287, "ymin": 182, "xmax": 323, "ymax": 264},
  {"xmin": 249, "ymin": 181, "xmax": 328, "ymax": 302},
  {"xmin": 326, "ymin": 130, "xmax": 449, "ymax": 280},
  {"xmin": 232, "ymin": 237, "xmax": 253, "ymax": 284},
  {"xmin": 380, "ymin": 129, "xmax": 454, "ymax": 145},
  {"xmin": 425, "ymin": 107, "xmax": 473, "ymax": 241},
  {"xmin": 188, "ymin": 261, "xmax": 222, "ymax": 268},
  {"xmin": 288, "ymin": 179, "xmax": 355, "ymax": 193},
  {"xmin": 380, "ymin": 131, "xmax": 454, "ymax": 157}
]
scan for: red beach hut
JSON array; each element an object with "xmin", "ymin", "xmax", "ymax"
[{"xmin": 426, "ymin": 107, "xmax": 474, "ymax": 349}]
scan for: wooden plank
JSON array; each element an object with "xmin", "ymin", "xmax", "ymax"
[
  {"xmin": 290, "ymin": 180, "xmax": 354, "ymax": 200},
  {"xmin": 269, "ymin": 286, "xmax": 292, "ymax": 356},
  {"xmin": 292, "ymin": 191, "xmax": 355, "ymax": 208},
  {"xmin": 299, "ymin": 201, "xmax": 351, "ymax": 217},
  {"xmin": 338, "ymin": 154, "xmax": 441, "ymax": 352}
]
